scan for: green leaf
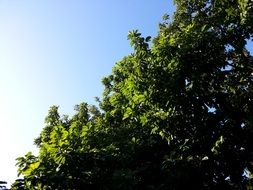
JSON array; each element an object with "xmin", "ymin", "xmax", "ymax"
[
  {"xmin": 123, "ymin": 107, "xmax": 132, "ymax": 120},
  {"xmin": 140, "ymin": 115, "xmax": 148, "ymax": 126},
  {"xmin": 201, "ymin": 24, "xmax": 207, "ymax": 32},
  {"xmin": 132, "ymin": 94, "xmax": 145, "ymax": 104},
  {"xmin": 22, "ymin": 162, "xmax": 40, "ymax": 175}
]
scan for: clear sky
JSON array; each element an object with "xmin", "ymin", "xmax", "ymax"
[{"xmin": 0, "ymin": 0, "xmax": 175, "ymax": 185}]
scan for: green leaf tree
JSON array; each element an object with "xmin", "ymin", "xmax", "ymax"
[{"xmin": 13, "ymin": 0, "xmax": 253, "ymax": 189}]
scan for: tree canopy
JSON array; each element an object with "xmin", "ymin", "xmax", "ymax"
[{"xmin": 12, "ymin": 0, "xmax": 253, "ymax": 189}]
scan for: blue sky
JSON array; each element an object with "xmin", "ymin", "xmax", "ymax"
[{"xmin": 0, "ymin": 0, "xmax": 174, "ymax": 185}]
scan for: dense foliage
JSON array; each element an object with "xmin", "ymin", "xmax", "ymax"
[{"xmin": 12, "ymin": 0, "xmax": 253, "ymax": 189}]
